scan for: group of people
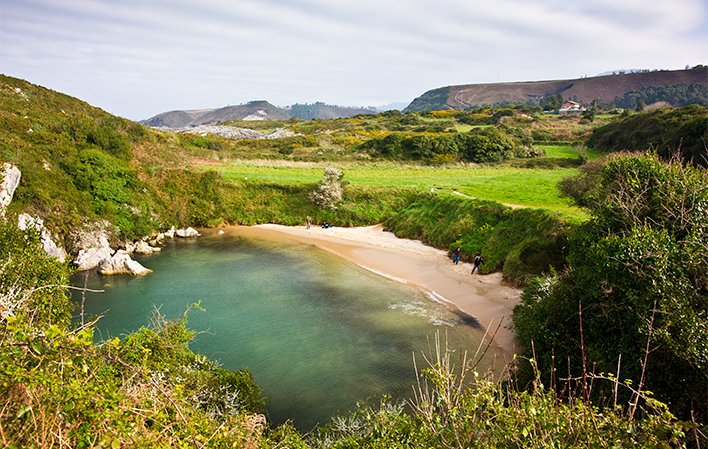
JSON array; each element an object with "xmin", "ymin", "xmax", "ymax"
[
  {"xmin": 306, "ymin": 216, "xmax": 331, "ymax": 229},
  {"xmin": 452, "ymin": 246, "xmax": 484, "ymax": 274},
  {"xmin": 306, "ymin": 216, "xmax": 484, "ymax": 274}
]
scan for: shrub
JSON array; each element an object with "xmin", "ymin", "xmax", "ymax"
[
  {"xmin": 309, "ymin": 167, "xmax": 344, "ymax": 209},
  {"xmin": 587, "ymin": 105, "xmax": 708, "ymax": 167}
]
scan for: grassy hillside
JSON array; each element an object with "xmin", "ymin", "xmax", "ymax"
[{"xmin": 0, "ymin": 75, "xmax": 242, "ymax": 242}]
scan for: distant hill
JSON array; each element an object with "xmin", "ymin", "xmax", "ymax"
[
  {"xmin": 141, "ymin": 100, "xmax": 290, "ymax": 127},
  {"xmin": 404, "ymin": 67, "xmax": 708, "ymax": 112},
  {"xmin": 142, "ymin": 100, "xmax": 376, "ymax": 127}
]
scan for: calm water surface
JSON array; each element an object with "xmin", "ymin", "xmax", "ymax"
[{"xmin": 73, "ymin": 229, "xmax": 500, "ymax": 429}]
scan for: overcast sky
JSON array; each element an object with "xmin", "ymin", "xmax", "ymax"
[{"xmin": 2, "ymin": 0, "xmax": 706, "ymax": 120}]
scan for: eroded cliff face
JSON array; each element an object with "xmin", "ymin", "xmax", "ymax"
[{"xmin": 0, "ymin": 163, "xmax": 21, "ymax": 218}]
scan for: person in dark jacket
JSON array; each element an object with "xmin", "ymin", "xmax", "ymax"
[{"xmin": 471, "ymin": 253, "xmax": 484, "ymax": 274}]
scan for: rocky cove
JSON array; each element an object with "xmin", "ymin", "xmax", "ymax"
[{"xmin": 1, "ymin": 163, "xmax": 202, "ymax": 276}]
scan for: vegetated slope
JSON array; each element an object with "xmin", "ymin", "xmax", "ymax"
[
  {"xmin": 142, "ymin": 100, "xmax": 376, "ymax": 127},
  {"xmin": 405, "ymin": 66, "xmax": 708, "ymax": 111},
  {"xmin": 0, "ymin": 74, "xmax": 230, "ymax": 242},
  {"xmin": 587, "ymin": 105, "xmax": 708, "ymax": 167},
  {"xmin": 515, "ymin": 153, "xmax": 708, "ymax": 425}
]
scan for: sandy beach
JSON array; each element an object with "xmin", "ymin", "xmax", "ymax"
[{"xmin": 227, "ymin": 224, "xmax": 521, "ymax": 355}]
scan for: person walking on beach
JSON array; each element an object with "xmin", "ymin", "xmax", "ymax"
[
  {"xmin": 306, "ymin": 215, "xmax": 312, "ymax": 229},
  {"xmin": 471, "ymin": 253, "xmax": 484, "ymax": 274},
  {"xmin": 452, "ymin": 247, "xmax": 461, "ymax": 265}
]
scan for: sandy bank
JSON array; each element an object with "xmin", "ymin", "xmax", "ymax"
[{"xmin": 224, "ymin": 224, "xmax": 521, "ymax": 355}]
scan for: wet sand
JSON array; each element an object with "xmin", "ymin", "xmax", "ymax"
[{"xmin": 223, "ymin": 224, "xmax": 521, "ymax": 355}]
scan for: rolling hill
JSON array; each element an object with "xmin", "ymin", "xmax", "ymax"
[
  {"xmin": 142, "ymin": 100, "xmax": 376, "ymax": 127},
  {"xmin": 404, "ymin": 66, "xmax": 708, "ymax": 111}
]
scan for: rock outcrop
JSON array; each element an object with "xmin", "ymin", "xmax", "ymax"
[
  {"xmin": 134, "ymin": 240, "xmax": 161, "ymax": 254},
  {"xmin": 0, "ymin": 163, "xmax": 190, "ymax": 275},
  {"xmin": 17, "ymin": 213, "xmax": 68, "ymax": 262},
  {"xmin": 163, "ymin": 226, "xmax": 176, "ymax": 239},
  {"xmin": 72, "ymin": 224, "xmax": 114, "ymax": 271},
  {"xmin": 167, "ymin": 125, "xmax": 299, "ymax": 140},
  {"xmin": 98, "ymin": 250, "xmax": 152, "ymax": 276},
  {"xmin": 176, "ymin": 227, "xmax": 200, "ymax": 238},
  {"xmin": 75, "ymin": 245, "xmax": 113, "ymax": 271},
  {"xmin": 0, "ymin": 163, "xmax": 21, "ymax": 218}
]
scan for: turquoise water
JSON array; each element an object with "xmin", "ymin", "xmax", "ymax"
[{"xmin": 73, "ymin": 229, "xmax": 499, "ymax": 429}]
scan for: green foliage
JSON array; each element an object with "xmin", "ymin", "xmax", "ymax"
[
  {"xmin": 614, "ymin": 83, "xmax": 708, "ymax": 109},
  {"xmin": 359, "ymin": 127, "xmax": 526, "ymax": 164},
  {"xmin": 587, "ymin": 105, "xmax": 708, "ymax": 167},
  {"xmin": 312, "ymin": 348, "xmax": 689, "ymax": 448},
  {"xmin": 514, "ymin": 153, "xmax": 708, "ymax": 422},
  {"xmin": 0, "ymin": 75, "xmax": 159, "ymax": 239},
  {"xmin": 384, "ymin": 195, "xmax": 572, "ymax": 284},
  {"xmin": 540, "ymin": 93, "xmax": 563, "ymax": 111},
  {"xmin": 0, "ymin": 220, "xmax": 72, "ymax": 327}
]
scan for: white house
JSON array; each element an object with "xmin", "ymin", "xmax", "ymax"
[{"xmin": 558, "ymin": 100, "xmax": 587, "ymax": 114}]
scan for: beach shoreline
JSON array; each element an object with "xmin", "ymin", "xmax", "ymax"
[{"xmin": 220, "ymin": 224, "xmax": 521, "ymax": 355}]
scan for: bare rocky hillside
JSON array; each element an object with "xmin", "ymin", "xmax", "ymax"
[{"xmin": 405, "ymin": 67, "xmax": 708, "ymax": 111}]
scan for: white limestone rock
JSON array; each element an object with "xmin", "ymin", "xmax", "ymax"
[
  {"xmin": 176, "ymin": 227, "xmax": 200, "ymax": 238},
  {"xmin": 75, "ymin": 246, "xmax": 113, "ymax": 271},
  {"xmin": 17, "ymin": 213, "xmax": 68, "ymax": 262},
  {"xmin": 98, "ymin": 250, "xmax": 152, "ymax": 276},
  {"xmin": 164, "ymin": 226, "xmax": 176, "ymax": 239},
  {"xmin": 0, "ymin": 163, "xmax": 21, "ymax": 218},
  {"xmin": 134, "ymin": 240, "xmax": 161, "ymax": 254}
]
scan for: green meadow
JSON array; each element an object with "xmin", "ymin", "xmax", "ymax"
[{"xmin": 206, "ymin": 160, "xmax": 589, "ymax": 221}]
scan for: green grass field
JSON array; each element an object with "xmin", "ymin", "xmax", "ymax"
[
  {"xmin": 206, "ymin": 161, "xmax": 589, "ymax": 221},
  {"xmin": 536, "ymin": 144, "xmax": 604, "ymax": 160}
]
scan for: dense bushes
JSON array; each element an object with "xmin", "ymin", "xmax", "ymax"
[
  {"xmin": 359, "ymin": 127, "xmax": 532, "ymax": 164},
  {"xmin": 513, "ymin": 154, "xmax": 708, "ymax": 423},
  {"xmin": 613, "ymin": 82, "xmax": 708, "ymax": 109},
  {"xmin": 383, "ymin": 195, "xmax": 572, "ymax": 285},
  {"xmin": 312, "ymin": 348, "xmax": 687, "ymax": 448},
  {"xmin": 587, "ymin": 105, "xmax": 708, "ymax": 166}
]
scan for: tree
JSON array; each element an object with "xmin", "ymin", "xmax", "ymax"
[
  {"xmin": 540, "ymin": 94, "xmax": 563, "ymax": 111},
  {"xmin": 309, "ymin": 167, "xmax": 344, "ymax": 209}
]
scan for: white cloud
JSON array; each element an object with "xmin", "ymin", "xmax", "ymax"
[{"xmin": 1, "ymin": 0, "xmax": 705, "ymax": 119}]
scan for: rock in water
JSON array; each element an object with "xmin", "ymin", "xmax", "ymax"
[
  {"xmin": 98, "ymin": 250, "xmax": 152, "ymax": 276},
  {"xmin": 134, "ymin": 240, "xmax": 161, "ymax": 254},
  {"xmin": 164, "ymin": 226, "xmax": 176, "ymax": 239},
  {"xmin": 176, "ymin": 227, "xmax": 200, "ymax": 238},
  {"xmin": 70, "ymin": 222, "xmax": 115, "ymax": 270},
  {"xmin": 0, "ymin": 163, "xmax": 21, "ymax": 217},
  {"xmin": 75, "ymin": 246, "xmax": 113, "ymax": 270}
]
